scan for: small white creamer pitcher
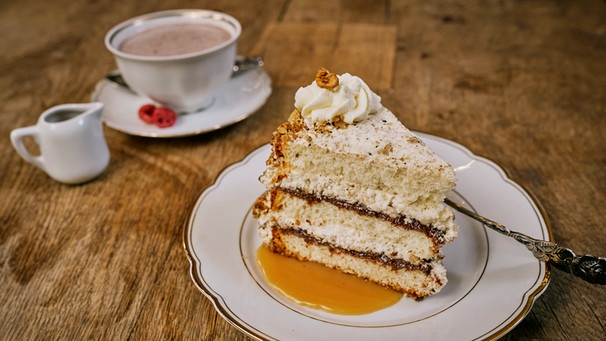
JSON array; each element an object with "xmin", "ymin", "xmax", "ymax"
[{"xmin": 10, "ymin": 102, "xmax": 110, "ymax": 184}]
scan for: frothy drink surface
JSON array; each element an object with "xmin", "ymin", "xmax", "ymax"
[{"xmin": 119, "ymin": 23, "xmax": 231, "ymax": 56}]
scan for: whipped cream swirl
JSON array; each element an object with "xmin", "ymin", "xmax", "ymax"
[{"xmin": 294, "ymin": 73, "xmax": 382, "ymax": 125}]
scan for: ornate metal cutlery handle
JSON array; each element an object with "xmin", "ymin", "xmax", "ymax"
[{"xmin": 445, "ymin": 198, "xmax": 606, "ymax": 285}]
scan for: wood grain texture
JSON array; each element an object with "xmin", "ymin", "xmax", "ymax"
[
  {"xmin": 251, "ymin": 21, "xmax": 396, "ymax": 89},
  {"xmin": 1, "ymin": 0, "xmax": 604, "ymax": 340}
]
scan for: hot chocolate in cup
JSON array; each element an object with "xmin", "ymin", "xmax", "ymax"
[{"xmin": 105, "ymin": 9, "xmax": 241, "ymax": 113}]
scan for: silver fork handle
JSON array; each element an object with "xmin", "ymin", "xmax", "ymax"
[{"xmin": 445, "ymin": 198, "xmax": 606, "ymax": 285}]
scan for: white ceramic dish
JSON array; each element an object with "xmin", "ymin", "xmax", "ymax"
[
  {"xmin": 91, "ymin": 67, "xmax": 271, "ymax": 137},
  {"xmin": 184, "ymin": 133, "xmax": 551, "ymax": 340}
]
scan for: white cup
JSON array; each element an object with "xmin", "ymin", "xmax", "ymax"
[
  {"xmin": 104, "ymin": 9, "xmax": 241, "ymax": 113},
  {"xmin": 10, "ymin": 102, "xmax": 110, "ymax": 185}
]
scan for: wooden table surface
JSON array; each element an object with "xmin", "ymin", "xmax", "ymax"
[{"xmin": 1, "ymin": 0, "xmax": 604, "ymax": 340}]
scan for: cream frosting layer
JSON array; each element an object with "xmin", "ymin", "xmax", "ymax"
[{"xmin": 294, "ymin": 73, "xmax": 382, "ymax": 125}]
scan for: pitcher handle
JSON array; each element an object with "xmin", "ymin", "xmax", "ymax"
[{"xmin": 10, "ymin": 126, "xmax": 46, "ymax": 171}]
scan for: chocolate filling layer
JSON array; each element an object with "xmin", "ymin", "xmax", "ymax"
[
  {"xmin": 280, "ymin": 187, "xmax": 447, "ymax": 244},
  {"xmin": 273, "ymin": 226, "xmax": 434, "ymax": 275}
]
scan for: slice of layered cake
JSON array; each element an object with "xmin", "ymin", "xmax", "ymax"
[{"xmin": 253, "ymin": 68, "xmax": 458, "ymax": 299}]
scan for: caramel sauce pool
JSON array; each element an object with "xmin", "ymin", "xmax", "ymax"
[{"xmin": 256, "ymin": 246, "xmax": 403, "ymax": 315}]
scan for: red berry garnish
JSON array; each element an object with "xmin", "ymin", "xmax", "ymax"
[
  {"xmin": 151, "ymin": 107, "xmax": 177, "ymax": 128},
  {"xmin": 137, "ymin": 104, "xmax": 177, "ymax": 128},
  {"xmin": 138, "ymin": 104, "xmax": 156, "ymax": 123}
]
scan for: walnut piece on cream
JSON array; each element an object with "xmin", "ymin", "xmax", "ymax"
[
  {"xmin": 315, "ymin": 67, "xmax": 339, "ymax": 89},
  {"xmin": 295, "ymin": 69, "xmax": 383, "ymax": 126}
]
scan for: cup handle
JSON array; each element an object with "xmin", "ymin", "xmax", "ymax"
[{"xmin": 10, "ymin": 126, "xmax": 46, "ymax": 171}]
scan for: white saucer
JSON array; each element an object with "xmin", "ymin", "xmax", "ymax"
[{"xmin": 91, "ymin": 68, "xmax": 272, "ymax": 137}]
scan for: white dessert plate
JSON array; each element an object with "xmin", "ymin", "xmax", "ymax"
[
  {"xmin": 91, "ymin": 68, "xmax": 271, "ymax": 137},
  {"xmin": 184, "ymin": 133, "xmax": 551, "ymax": 340}
]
